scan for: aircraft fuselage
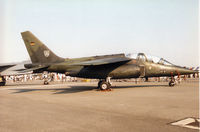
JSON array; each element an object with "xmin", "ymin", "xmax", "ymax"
[{"xmin": 45, "ymin": 57, "xmax": 195, "ymax": 79}]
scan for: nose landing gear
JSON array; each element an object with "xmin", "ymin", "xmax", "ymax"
[
  {"xmin": 169, "ymin": 79, "xmax": 175, "ymax": 86},
  {"xmin": 169, "ymin": 73, "xmax": 175, "ymax": 87}
]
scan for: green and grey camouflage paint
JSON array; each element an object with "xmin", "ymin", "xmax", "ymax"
[{"xmin": 21, "ymin": 31, "xmax": 197, "ymax": 80}]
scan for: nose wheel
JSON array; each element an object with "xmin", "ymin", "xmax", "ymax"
[
  {"xmin": 98, "ymin": 77, "xmax": 112, "ymax": 91},
  {"xmin": 169, "ymin": 77, "xmax": 175, "ymax": 87},
  {"xmin": 169, "ymin": 80, "xmax": 175, "ymax": 86}
]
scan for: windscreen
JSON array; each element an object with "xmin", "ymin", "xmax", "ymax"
[{"xmin": 126, "ymin": 53, "xmax": 174, "ymax": 65}]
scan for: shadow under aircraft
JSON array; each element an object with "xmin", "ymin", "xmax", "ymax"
[{"xmin": 0, "ymin": 31, "xmax": 197, "ymax": 90}]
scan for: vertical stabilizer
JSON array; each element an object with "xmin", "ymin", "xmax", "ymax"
[{"xmin": 21, "ymin": 31, "xmax": 64, "ymax": 64}]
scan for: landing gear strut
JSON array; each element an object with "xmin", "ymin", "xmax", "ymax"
[
  {"xmin": 43, "ymin": 72, "xmax": 50, "ymax": 85},
  {"xmin": 0, "ymin": 76, "xmax": 6, "ymax": 86},
  {"xmin": 98, "ymin": 77, "xmax": 112, "ymax": 91},
  {"xmin": 169, "ymin": 77, "xmax": 175, "ymax": 87}
]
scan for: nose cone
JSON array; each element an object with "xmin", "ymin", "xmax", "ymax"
[{"xmin": 175, "ymin": 66, "xmax": 198, "ymax": 75}]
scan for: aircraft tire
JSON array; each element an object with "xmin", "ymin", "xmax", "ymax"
[
  {"xmin": 98, "ymin": 80, "xmax": 103, "ymax": 88},
  {"xmin": 99, "ymin": 82, "xmax": 110, "ymax": 90},
  {"xmin": 44, "ymin": 81, "xmax": 49, "ymax": 85},
  {"xmin": 169, "ymin": 81, "xmax": 175, "ymax": 87}
]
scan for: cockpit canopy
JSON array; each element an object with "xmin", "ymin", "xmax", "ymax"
[{"xmin": 126, "ymin": 53, "xmax": 174, "ymax": 66}]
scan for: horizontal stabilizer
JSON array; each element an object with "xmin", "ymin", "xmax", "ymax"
[
  {"xmin": 0, "ymin": 65, "xmax": 16, "ymax": 72},
  {"xmin": 18, "ymin": 65, "xmax": 48, "ymax": 73}
]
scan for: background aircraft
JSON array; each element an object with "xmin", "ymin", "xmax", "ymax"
[
  {"xmin": 0, "ymin": 60, "xmax": 32, "ymax": 86},
  {"xmin": 0, "ymin": 63, "xmax": 16, "ymax": 86},
  {"xmin": 15, "ymin": 31, "xmax": 197, "ymax": 90}
]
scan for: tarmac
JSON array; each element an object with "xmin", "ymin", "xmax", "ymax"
[{"xmin": 0, "ymin": 79, "xmax": 199, "ymax": 132}]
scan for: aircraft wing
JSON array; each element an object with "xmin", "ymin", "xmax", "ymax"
[{"xmin": 71, "ymin": 57, "xmax": 131, "ymax": 66}]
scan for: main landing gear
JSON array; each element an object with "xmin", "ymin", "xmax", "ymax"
[
  {"xmin": 0, "ymin": 76, "xmax": 6, "ymax": 86},
  {"xmin": 43, "ymin": 71, "xmax": 51, "ymax": 85},
  {"xmin": 98, "ymin": 77, "xmax": 112, "ymax": 91}
]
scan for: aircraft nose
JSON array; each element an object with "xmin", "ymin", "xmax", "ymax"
[{"xmin": 175, "ymin": 66, "xmax": 198, "ymax": 75}]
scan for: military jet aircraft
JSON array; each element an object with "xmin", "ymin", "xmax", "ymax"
[
  {"xmin": 0, "ymin": 61, "xmax": 32, "ymax": 86},
  {"xmin": 0, "ymin": 63, "xmax": 16, "ymax": 86},
  {"xmin": 17, "ymin": 31, "xmax": 198, "ymax": 90}
]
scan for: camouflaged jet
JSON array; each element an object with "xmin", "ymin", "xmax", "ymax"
[
  {"xmin": 0, "ymin": 63, "xmax": 16, "ymax": 86},
  {"xmin": 2, "ymin": 31, "xmax": 197, "ymax": 89},
  {"xmin": 0, "ymin": 60, "xmax": 32, "ymax": 86}
]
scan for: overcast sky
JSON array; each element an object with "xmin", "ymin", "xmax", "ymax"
[{"xmin": 0, "ymin": 0, "xmax": 199, "ymax": 67}]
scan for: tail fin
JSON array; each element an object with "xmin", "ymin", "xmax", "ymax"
[{"xmin": 21, "ymin": 31, "xmax": 65, "ymax": 64}]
